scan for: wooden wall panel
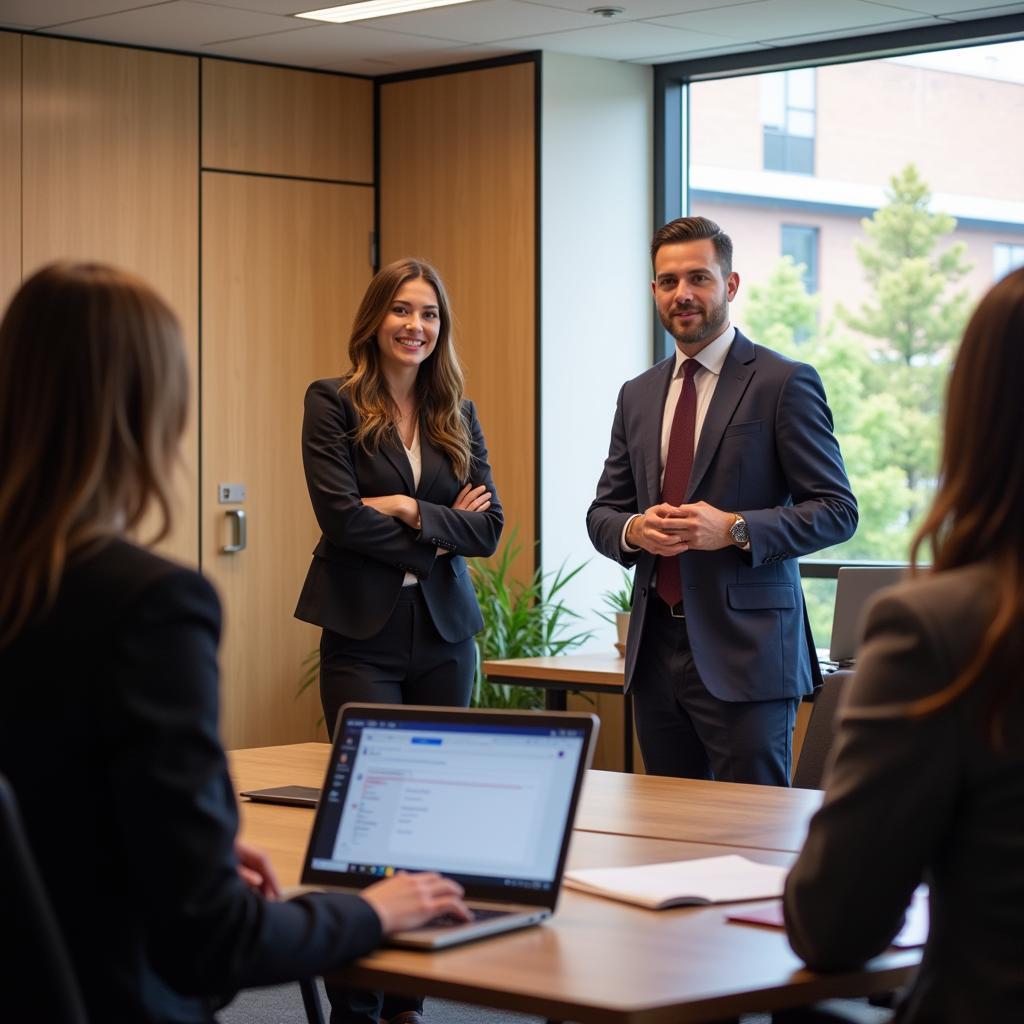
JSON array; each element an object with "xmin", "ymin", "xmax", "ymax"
[
  {"xmin": 380, "ymin": 62, "xmax": 536, "ymax": 580},
  {"xmin": 22, "ymin": 37, "xmax": 199, "ymax": 565},
  {"xmin": 0, "ymin": 33, "xmax": 21, "ymax": 308},
  {"xmin": 203, "ymin": 59, "xmax": 372, "ymax": 183},
  {"xmin": 202, "ymin": 172, "xmax": 374, "ymax": 749}
]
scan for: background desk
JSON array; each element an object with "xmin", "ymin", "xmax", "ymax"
[
  {"xmin": 481, "ymin": 655, "xmax": 821, "ymax": 777},
  {"xmin": 228, "ymin": 744, "xmax": 918, "ymax": 1023},
  {"xmin": 481, "ymin": 654, "xmax": 632, "ymax": 771}
]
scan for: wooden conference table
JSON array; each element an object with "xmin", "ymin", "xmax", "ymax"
[{"xmin": 229, "ymin": 743, "xmax": 919, "ymax": 1024}]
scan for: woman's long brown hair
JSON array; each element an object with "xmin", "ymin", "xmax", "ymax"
[
  {"xmin": 0, "ymin": 263, "xmax": 189, "ymax": 648},
  {"xmin": 906, "ymin": 266, "xmax": 1024, "ymax": 735},
  {"xmin": 341, "ymin": 258, "xmax": 471, "ymax": 481}
]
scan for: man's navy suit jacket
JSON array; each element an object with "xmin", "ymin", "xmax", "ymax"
[{"xmin": 587, "ymin": 330, "xmax": 857, "ymax": 702}]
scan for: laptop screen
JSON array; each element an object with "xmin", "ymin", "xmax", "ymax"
[
  {"xmin": 301, "ymin": 705, "xmax": 595, "ymax": 904},
  {"xmin": 828, "ymin": 566, "xmax": 905, "ymax": 664}
]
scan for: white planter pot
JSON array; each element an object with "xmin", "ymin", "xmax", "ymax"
[{"xmin": 615, "ymin": 610, "xmax": 630, "ymax": 647}]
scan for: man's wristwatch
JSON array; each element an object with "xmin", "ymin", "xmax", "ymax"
[{"xmin": 729, "ymin": 513, "xmax": 749, "ymax": 547}]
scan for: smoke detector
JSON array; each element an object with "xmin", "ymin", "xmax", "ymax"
[{"xmin": 588, "ymin": 5, "xmax": 624, "ymax": 15}]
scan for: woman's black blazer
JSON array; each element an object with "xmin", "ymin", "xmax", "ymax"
[
  {"xmin": 294, "ymin": 378, "xmax": 504, "ymax": 641},
  {"xmin": 0, "ymin": 538, "xmax": 383, "ymax": 1023}
]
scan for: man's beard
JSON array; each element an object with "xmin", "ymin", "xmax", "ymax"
[{"xmin": 661, "ymin": 291, "xmax": 728, "ymax": 347}]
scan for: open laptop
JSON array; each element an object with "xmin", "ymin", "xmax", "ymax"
[
  {"xmin": 294, "ymin": 703, "xmax": 599, "ymax": 949},
  {"xmin": 828, "ymin": 566, "xmax": 905, "ymax": 666}
]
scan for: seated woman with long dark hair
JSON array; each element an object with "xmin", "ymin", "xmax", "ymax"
[
  {"xmin": 0, "ymin": 263, "xmax": 469, "ymax": 1024},
  {"xmin": 784, "ymin": 267, "xmax": 1024, "ymax": 1021}
]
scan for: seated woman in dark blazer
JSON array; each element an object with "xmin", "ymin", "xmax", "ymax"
[
  {"xmin": 0, "ymin": 263, "xmax": 469, "ymax": 1024},
  {"xmin": 294, "ymin": 259, "xmax": 503, "ymax": 1024},
  {"xmin": 784, "ymin": 267, "xmax": 1024, "ymax": 1022}
]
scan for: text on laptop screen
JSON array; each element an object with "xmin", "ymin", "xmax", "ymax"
[{"xmin": 307, "ymin": 717, "xmax": 587, "ymax": 892}]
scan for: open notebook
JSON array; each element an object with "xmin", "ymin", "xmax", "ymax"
[{"xmin": 564, "ymin": 854, "xmax": 788, "ymax": 909}]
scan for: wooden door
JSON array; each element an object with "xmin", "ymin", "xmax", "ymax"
[{"xmin": 202, "ymin": 171, "xmax": 373, "ymax": 749}]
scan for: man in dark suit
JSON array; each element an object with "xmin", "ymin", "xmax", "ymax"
[{"xmin": 587, "ymin": 216, "xmax": 857, "ymax": 785}]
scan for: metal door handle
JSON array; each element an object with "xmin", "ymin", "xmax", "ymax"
[{"xmin": 222, "ymin": 509, "xmax": 247, "ymax": 553}]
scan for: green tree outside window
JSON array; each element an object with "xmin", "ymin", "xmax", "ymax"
[{"xmin": 743, "ymin": 165, "xmax": 973, "ymax": 644}]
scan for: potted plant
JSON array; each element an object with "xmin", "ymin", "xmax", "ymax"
[
  {"xmin": 470, "ymin": 530, "xmax": 593, "ymax": 709},
  {"xmin": 598, "ymin": 568, "xmax": 633, "ymax": 656}
]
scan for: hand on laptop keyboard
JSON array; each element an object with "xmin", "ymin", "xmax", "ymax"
[{"xmin": 360, "ymin": 871, "xmax": 472, "ymax": 935}]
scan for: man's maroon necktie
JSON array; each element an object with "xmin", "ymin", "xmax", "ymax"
[{"xmin": 656, "ymin": 358, "xmax": 700, "ymax": 609}]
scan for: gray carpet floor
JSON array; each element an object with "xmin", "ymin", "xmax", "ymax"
[
  {"xmin": 217, "ymin": 981, "xmax": 894, "ymax": 1024},
  {"xmin": 216, "ymin": 982, "xmax": 892, "ymax": 1024},
  {"xmin": 218, "ymin": 984, "xmax": 543, "ymax": 1024}
]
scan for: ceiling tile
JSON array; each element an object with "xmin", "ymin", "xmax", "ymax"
[
  {"xmin": 207, "ymin": 21, "xmax": 464, "ymax": 67},
  {"xmin": 359, "ymin": 0, "xmax": 601, "ymax": 43},
  {"xmin": 523, "ymin": 0, "xmax": 762, "ymax": 19},
  {"xmin": 504, "ymin": 19, "xmax": 736, "ymax": 58},
  {"xmin": 648, "ymin": 0, "xmax": 942, "ymax": 41},
  {"xmin": 641, "ymin": 39, "xmax": 775, "ymax": 62},
  {"xmin": 195, "ymin": 0, "xmax": 332, "ymax": 12},
  {"xmin": 862, "ymin": 0, "xmax": 1024, "ymax": 13},
  {"xmin": 766, "ymin": 16, "xmax": 942, "ymax": 45},
  {"xmin": 0, "ymin": 1, "xmax": 155, "ymax": 29},
  {"xmin": 315, "ymin": 40, "xmax": 522, "ymax": 73},
  {"xmin": 939, "ymin": 1, "xmax": 1024, "ymax": 16},
  {"xmin": 38, "ymin": 1, "xmax": 300, "ymax": 46}
]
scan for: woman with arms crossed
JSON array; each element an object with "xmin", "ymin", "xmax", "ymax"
[
  {"xmin": 295, "ymin": 258, "xmax": 503, "ymax": 1024},
  {"xmin": 0, "ymin": 263, "xmax": 469, "ymax": 1024},
  {"xmin": 784, "ymin": 267, "xmax": 1024, "ymax": 1021}
]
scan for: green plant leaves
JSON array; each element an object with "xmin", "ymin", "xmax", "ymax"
[
  {"xmin": 469, "ymin": 529, "xmax": 593, "ymax": 709},
  {"xmin": 596, "ymin": 567, "xmax": 633, "ymax": 623}
]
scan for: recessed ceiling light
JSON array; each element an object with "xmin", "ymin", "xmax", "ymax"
[{"xmin": 296, "ymin": 0, "xmax": 479, "ymax": 23}]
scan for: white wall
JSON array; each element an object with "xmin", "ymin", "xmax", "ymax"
[{"xmin": 540, "ymin": 52, "xmax": 653, "ymax": 652}]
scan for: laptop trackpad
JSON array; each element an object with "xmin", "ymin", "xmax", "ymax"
[{"xmin": 387, "ymin": 906, "xmax": 549, "ymax": 950}]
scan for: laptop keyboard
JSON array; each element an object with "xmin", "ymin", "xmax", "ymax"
[{"xmin": 424, "ymin": 908, "xmax": 511, "ymax": 928}]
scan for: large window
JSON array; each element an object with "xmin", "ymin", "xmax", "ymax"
[{"xmin": 686, "ymin": 39, "xmax": 1024, "ymax": 644}]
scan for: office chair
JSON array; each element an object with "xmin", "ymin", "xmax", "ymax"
[
  {"xmin": 786, "ymin": 674, "xmax": 902, "ymax": 1023},
  {"xmin": 0, "ymin": 773, "xmax": 89, "ymax": 1023},
  {"xmin": 299, "ymin": 977, "xmax": 327, "ymax": 1024},
  {"xmin": 791, "ymin": 669, "xmax": 851, "ymax": 789}
]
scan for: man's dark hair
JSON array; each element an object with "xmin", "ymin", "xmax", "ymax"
[{"xmin": 650, "ymin": 216, "xmax": 733, "ymax": 275}]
